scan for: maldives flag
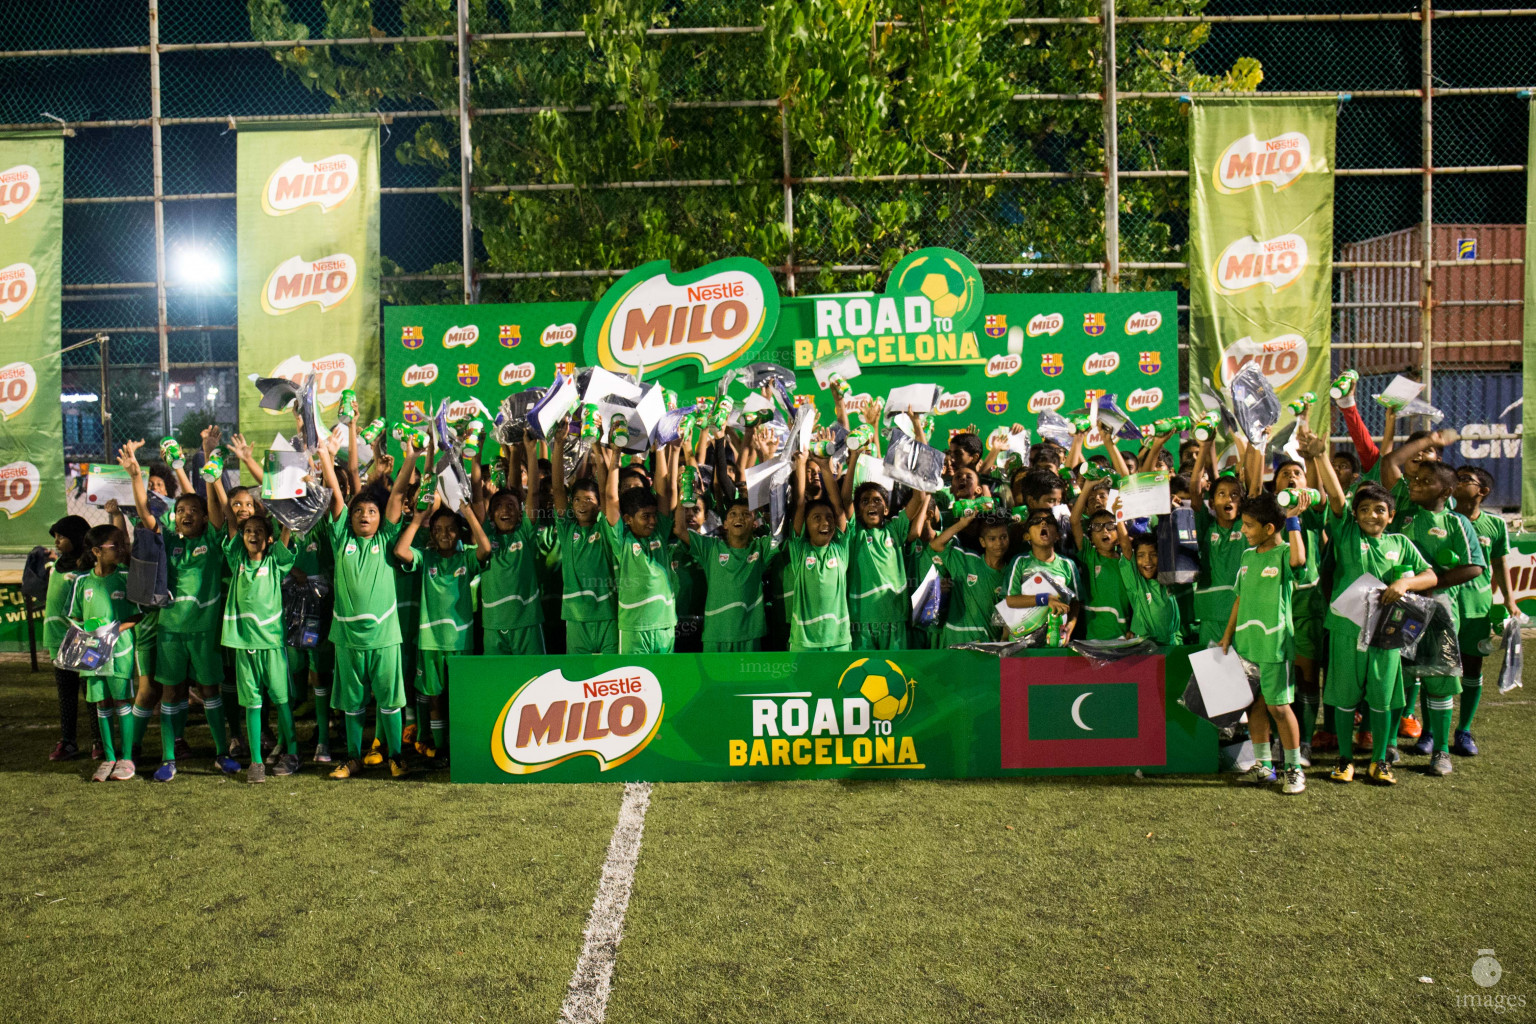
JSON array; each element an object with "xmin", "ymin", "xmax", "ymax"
[{"xmin": 1000, "ymin": 655, "xmax": 1166, "ymax": 769}]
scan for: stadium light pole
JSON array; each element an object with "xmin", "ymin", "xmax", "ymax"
[
  {"xmin": 149, "ymin": 0, "xmax": 171, "ymax": 438},
  {"xmin": 458, "ymin": 0, "xmax": 473, "ymax": 305}
]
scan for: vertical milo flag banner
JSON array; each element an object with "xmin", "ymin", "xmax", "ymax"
[
  {"xmin": 1189, "ymin": 99, "xmax": 1336, "ymax": 437},
  {"xmin": 1523, "ymin": 101, "xmax": 1536, "ymax": 527},
  {"xmin": 0, "ymin": 131, "xmax": 65, "ymax": 552},
  {"xmin": 237, "ymin": 123, "xmax": 379, "ymax": 450}
]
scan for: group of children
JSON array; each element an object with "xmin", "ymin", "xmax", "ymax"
[{"xmin": 42, "ymin": 379, "xmax": 1521, "ymax": 793}]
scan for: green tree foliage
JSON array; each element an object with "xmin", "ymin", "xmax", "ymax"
[{"xmin": 246, "ymin": 0, "xmax": 1261, "ymax": 301}]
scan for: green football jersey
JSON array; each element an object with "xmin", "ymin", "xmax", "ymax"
[
  {"xmin": 326, "ymin": 513, "xmax": 404, "ymax": 648},
  {"xmin": 1325, "ymin": 510, "xmax": 1432, "ymax": 629},
  {"xmin": 1006, "ymin": 552, "xmax": 1081, "ymax": 636},
  {"xmin": 691, "ymin": 533, "xmax": 776, "ymax": 643},
  {"xmin": 784, "ymin": 527, "xmax": 852, "ymax": 649},
  {"xmin": 603, "ymin": 515, "xmax": 679, "ymax": 631},
  {"xmin": 291, "ymin": 523, "xmax": 333, "ymax": 580},
  {"xmin": 160, "ymin": 514, "xmax": 225, "ymax": 635},
  {"xmin": 66, "ymin": 568, "xmax": 136, "ymax": 677},
  {"xmin": 43, "ymin": 564, "xmax": 77, "ymax": 656},
  {"xmin": 848, "ymin": 511, "xmax": 911, "ymax": 625},
  {"xmin": 672, "ymin": 538, "xmax": 707, "ymax": 618},
  {"xmin": 1232, "ymin": 543, "xmax": 1309, "ymax": 664},
  {"xmin": 1460, "ymin": 509, "xmax": 1508, "ymax": 624},
  {"xmin": 221, "ymin": 535, "xmax": 297, "ymax": 650},
  {"xmin": 1117, "ymin": 558, "xmax": 1181, "ymax": 645},
  {"xmin": 932, "ymin": 541, "xmax": 1012, "ymax": 644},
  {"xmin": 1291, "ymin": 506, "xmax": 1327, "ymax": 619},
  {"xmin": 1194, "ymin": 506, "xmax": 1247, "ymax": 637},
  {"xmin": 1079, "ymin": 545, "xmax": 1131, "ymax": 640},
  {"xmin": 403, "ymin": 545, "xmax": 482, "ymax": 651},
  {"xmin": 482, "ymin": 515, "xmax": 545, "ymax": 630},
  {"xmin": 536, "ymin": 516, "xmax": 564, "ymax": 623},
  {"xmin": 1390, "ymin": 504, "xmax": 1485, "ymax": 629},
  {"xmin": 394, "ymin": 531, "xmax": 423, "ymax": 643},
  {"xmin": 555, "ymin": 509, "xmax": 617, "ymax": 623}
]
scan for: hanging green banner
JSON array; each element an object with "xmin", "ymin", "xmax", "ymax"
[
  {"xmin": 1522, "ymin": 101, "xmax": 1536, "ymax": 528},
  {"xmin": 1189, "ymin": 99, "xmax": 1336, "ymax": 437},
  {"xmin": 0, "ymin": 131, "xmax": 65, "ymax": 552},
  {"xmin": 237, "ymin": 123, "xmax": 379, "ymax": 452}
]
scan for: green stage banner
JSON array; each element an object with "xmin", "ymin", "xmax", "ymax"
[
  {"xmin": 384, "ymin": 253, "xmax": 1180, "ymax": 456},
  {"xmin": 1523, "ymin": 102, "xmax": 1535, "ymax": 527},
  {"xmin": 1189, "ymin": 99, "xmax": 1335, "ymax": 438},
  {"xmin": 448, "ymin": 650, "xmax": 1215, "ymax": 784},
  {"xmin": 0, "ymin": 131, "xmax": 65, "ymax": 551},
  {"xmin": 237, "ymin": 123, "xmax": 379, "ymax": 451}
]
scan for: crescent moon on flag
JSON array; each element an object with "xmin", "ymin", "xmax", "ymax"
[{"xmin": 1071, "ymin": 692, "xmax": 1093, "ymax": 731}]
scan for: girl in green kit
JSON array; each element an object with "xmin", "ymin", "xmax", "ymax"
[
  {"xmin": 68, "ymin": 524, "xmax": 142, "ymax": 782},
  {"xmin": 219, "ymin": 511, "xmax": 298, "ymax": 783},
  {"xmin": 786, "ymin": 449, "xmax": 852, "ymax": 653}
]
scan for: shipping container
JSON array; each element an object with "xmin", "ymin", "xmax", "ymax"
[{"xmin": 1336, "ymin": 224, "xmax": 1524, "ymax": 375}]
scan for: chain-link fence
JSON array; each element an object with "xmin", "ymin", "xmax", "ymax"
[{"xmin": 0, "ymin": 0, "xmax": 1529, "ymax": 489}]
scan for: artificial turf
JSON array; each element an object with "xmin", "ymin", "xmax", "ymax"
[{"xmin": 2, "ymin": 652, "xmax": 1532, "ymax": 1023}]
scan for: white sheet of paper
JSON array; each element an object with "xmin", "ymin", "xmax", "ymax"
[
  {"xmin": 885, "ymin": 383, "xmax": 939, "ymax": 416},
  {"xmin": 813, "ymin": 349, "xmax": 862, "ymax": 390},
  {"xmin": 1116, "ymin": 472, "xmax": 1172, "ymax": 520},
  {"xmin": 890, "ymin": 412, "xmax": 916, "ymax": 439},
  {"xmin": 595, "ymin": 400, "xmax": 650, "ymax": 452},
  {"xmin": 1376, "ymin": 374, "xmax": 1423, "ymax": 410},
  {"xmin": 852, "ymin": 453, "xmax": 897, "ymax": 493},
  {"xmin": 532, "ymin": 376, "xmax": 580, "ymax": 437},
  {"xmin": 584, "ymin": 367, "xmax": 643, "ymax": 405},
  {"xmin": 1329, "ymin": 572, "xmax": 1384, "ymax": 627},
  {"xmin": 261, "ymin": 450, "xmax": 309, "ymax": 500},
  {"xmin": 269, "ymin": 432, "xmax": 297, "ymax": 453},
  {"xmin": 1188, "ymin": 646, "xmax": 1255, "ymax": 718},
  {"xmin": 1006, "ymin": 428, "xmax": 1032, "ymax": 457},
  {"xmin": 994, "ymin": 598, "xmax": 1030, "ymax": 631},
  {"xmin": 744, "ymin": 456, "xmax": 791, "ymax": 509},
  {"xmin": 744, "ymin": 392, "xmax": 774, "ymax": 416},
  {"xmin": 911, "ymin": 564, "xmax": 940, "ymax": 619},
  {"xmin": 83, "ymin": 466, "xmax": 136, "ymax": 509}
]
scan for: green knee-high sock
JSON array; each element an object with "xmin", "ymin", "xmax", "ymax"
[
  {"xmin": 1402, "ymin": 678, "xmax": 1421, "ymax": 722},
  {"xmin": 1334, "ymin": 707, "xmax": 1355, "ymax": 761},
  {"xmin": 374, "ymin": 707, "xmax": 386, "ymax": 750},
  {"xmin": 380, "ymin": 708, "xmax": 403, "ymax": 757},
  {"xmin": 312, "ymin": 686, "xmax": 331, "ymax": 747},
  {"xmin": 430, "ymin": 714, "xmax": 447, "ymax": 753},
  {"xmin": 1458, "ymin": 682, "xmax": 1483, "ymax": 732},
  {"xmin": 97, "ymin": 706, "xmax": 118, "ymax": 761},
  {"xmin": 276, "ymin": 703, "xmax": 297, "ymax": 756},
  {"xmin": 123, "ymin": 703, "xmax": 152, "ymax": 757},
  {"xmin": 202, "ymin": 695, "xmax": 230, "ymax": 755},
  {"xmin": 160, "ymin": 703, "xmax": 178, "ymax": 760},
  {"xmin": 344, "ymin": 710, "xmax": 364, "ymax": 760},
  {"xmin": 244, "ymin": 708, "xmax": 263, "ymax": 766},
  {"xmin": 1370, "ymin": 708, "xmax": 1393, "ymax": 763},
  {"xmin": 222, "ymin": 683, "xmax": 242, "ymax": 742},
  {"xmin": 171, "ymin": 700, "xmax": 188, "ymax": 741},
  {"xmin": 1296, "ymin": 698, "xmax": 1320, "ymax": 746},
  {"xmin": 415, "ymin": 695, "xmax": 431, "ymax": 743},
  {"xmin": 1427, "ymin": 699, "xmax": 1454, "ymax": 753}
]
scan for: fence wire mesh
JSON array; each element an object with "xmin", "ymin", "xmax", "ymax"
[{"xmin": 0, "ymin": 0, "xmax": 1529, "ymax": 490}]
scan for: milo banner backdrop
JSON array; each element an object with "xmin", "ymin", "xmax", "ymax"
[
  {"xmin": 1189, "ymin": 99, "xmax": 1336, "ymax": 436},
  {"xmin": 0, "ymin": 131, "xmax": 65, "ymax": 552},
  {"xmin": 237, "ymin": 123, "xmax": 379, "ymax": 452},
  {"xmin": 1523, "ymin": 99, "xmax": 1535, "ymax": 527}
]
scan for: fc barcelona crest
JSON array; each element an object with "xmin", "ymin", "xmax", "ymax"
[
  {"xmin": 499, "ymin": 324, "xmax": 520, "ymax": 348},
  {"xmin": 1139, "ymin": 350, "xmax": 1161, "ymax": 374},
  {"xmin": 984, "ymin": 314, "xmax": 1008, "ymax": 339},
  {"xmin": 554, "ymin": 361, "xmax": 576, "ymax": 376},
  {"xmin": 1083, "ymin": 312, "xmax": 1106, "ymax": 336},
  {"xmin": 457, "ymin": 363, "xmax": 480, "ymax": 387},
  {"xmin": 1041, "ymin": 352, "xmax": 1064, "ymax": 377},
  {"xmin": 402, "ymin": 400, "xmax": 427, "ymax": 424},
  {"xmin": 402, "ymin": 325, "xmax": 424, "ymax": 349},
  {"xmin": 986, "ymin": 391, "xmax": 1009, "ymax": 415}
]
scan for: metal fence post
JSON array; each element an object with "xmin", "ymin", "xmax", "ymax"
[
  {"xmin": 458, "ymin": 0, "xmax": 474, "ymax": 305},
  {"xmin": 149, "ymin": 0, "xmax": 171, "ymax": 436},
  {"xmin": 1102, "ymin": 0, "xmax": 1120, "ymax": 293},
  {"xmin": 1419, "ymin": 0, "xmax": 1434, "ymax": 400},
  {"xmin": 780, "ymin": 100, "xmax": 795, "ymax": 297}
]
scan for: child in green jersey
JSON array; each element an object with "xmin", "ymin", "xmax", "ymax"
[
  {"xmin": 69, "ymin": 524, "xmax": 142, "ymax": 782},
  {"xmin": 394, "ymin": 494, "xmax": 491, "ymax": 765},
  {"xmin": 1192, "ymin": 444, "xmax": 1248, "ymax": 649},
  {"xmin": 1451, "ymin": 465, "xmax": 1520, "ymax": 756},
  {"xmin": 120, "ymin": 441, "xmax": 238, "ymax": 777},
  {"xmin": 1270, "ymin": 456, "xmax": 1327, "ymax": 765},
  {"xmin": 1114, "ymin": 525, "xmax": 1181, "ymax": 645},
  {"xmin": 678, "ymin": 495, "xmax": 777, "ymax": 651},
  {"xmin": 220, "ymin": 513, "xmax": 298, "ymax": 783},
  {"xmin": 601, "ymin": 442, "xmax": 681, "ymax": 654},
  {"xmin": 551, "ymin": 425, "xmax": 619, "ymax": 655},
  {"xmin": 843, "ymin": 455, "xmax": 928, "ymax": 649},
  {"xmin": 1004, "ymin": 511, "xmax": 1080, "ymax": 645},
  {"xmin": 928, "ymin": 508, "xmax": 1015, "ymax": 646},
  {"xmin": 44, "ymin": 515, "xmax": 93, "ymax": 762},
  {"xmin": 1311, "ymin": 437, "xmax": 1439, "ymax": 786},
  {"xmin": 1388, "ymin": 458, "xmax": 1485, "ymax": 774},
  {"xmin": 1221, "ymin": 491, "xmax": 1315, "ymax": 795},
  {"xmin": 786, "ymin": 449, "xmax": 852, "ymax": 652},
  {"xmin": 316, "ymin": 437, "xmax": 413, "ymax": 780},
  {"xmin": 1074, "ymin": 498, "xmax": 1131, "ymax": 641},
  {"xmin": 479, "ymin": 434, "xmax": 548, "ymax": 657}
]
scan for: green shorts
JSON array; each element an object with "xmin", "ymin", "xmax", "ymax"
[
  {"xmin": 1416, "ymin": 673, "xmax": 1463, "ymax": 700},
  {"xmin": 85, "ymin": 674, "xmax": 132, "ymax": 703},
  {"xmin": 566, "ymin": 619, "xmax": 619, "ymax": 656},
  {"xmin": 285, "ymin": 642, "xmax": 336, "ymax": 679},
  {"xmin": 133, "ymin": 630, "xmax": 157, "ymax": 680},
  {"xmin": 416, "ymin": 649, "xmax": 464, "ymax": 697},
  {"xmin": 401, "ymin": 642, "xmax": 419, "ymax": 694},
  {"xmin": 492, "ymin": 626, "xmax": 546, "ymax": 656},
  {"xmin": 1256, "ymin": 662, "xmax": 1294, "ymax": 706},
  {"xmin": 789, "ymin": 641, "xmax": 852, "ymax": 653},
  {"xmin": 155, "ymin": 631, "xmax": 223, "ymax": 689},
  {"xmin": 702, "ymin": 638, "xmax": 762, "ymax": 652},
  {"xmin": 1323, "ymin": 621, "xmax": 1406, "ymax": 712},
  {"xmin": 851, "ymin": 621, "xmax": 907, "ymax": 651},
  {"xmin": 619, "ymin": 628, "xmax": 675, "ymax": 655},
  {"xmin": 1458, "ymin": 615, "xmax": 1496, "ymax": 658},
  {"xmin": 235, "ymin": 648, "xmax": 290, "ymax": 708},
  {"xmin": 333, "ymin": 644, "xmax": 405, "ymax": 713},
  {"xmin": 1293, "ymin": 593, "xmax": 1326, "ymax": 662}
]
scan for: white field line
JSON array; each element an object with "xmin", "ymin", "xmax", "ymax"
[{"xmin": 557, "ymin": 781, "xmax": 653, "ymax": 1024}]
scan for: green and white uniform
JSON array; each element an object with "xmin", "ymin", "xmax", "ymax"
[
  {"xmin": 1459, "ymin": 509, "xmax": 1508, "ymax": 656},
  {"xmin": 1079, "ymin": 545, "xmax": 1131, "ymax": 640},
  {"xmin": 1194, "ymin": 507, "xmax": 1247, "ymax": 648},
  {"xmin": 156, "ymin": 517, "xmax": 225, "ymax": 688},
  {"xmin": 1291, "ymin": 507, "xmax": 1327, "ymax": 661},
  {"xmin": 221, "ymin": 535, "xmax": 296, "ymax": 707},
  {"xmin": 327, "ymin": 514, "xmax": 406, "ymax": 711},
  {"xmin": 847, "ymin": 512, "xmax": 911, "ymax": 651},
  {"xmin": 1118, "ymin": 559, "xmax": 1181, "ymax": 645},
  {"xmin": 1005, "ymin": 552, "xmax": 1081, "ymax": 643},
  {"xmin": 555, "ymin": 509, "xmax": 618, "ymax": 656},
  {"xmin": 672, "ymin": 538, "xmax": 707, "ymax": 651},
  {"xmin": 43, "ymin": 564, "xmax": 77, "ymax": 659},
  {"xmin": 784, "ymin": 527, "xmax": 852, "ymax": 652},
  {"xmin": 67, "ymin": 569, "xmax": 137, "ymax": 701},
  {"xmin": 1232, "ymin": 543, "xmax": 1314, "ymax": 705},
  {"xmin": 930, "ymin": 541, "xmax": 1013, "ymax": 647},
  {"xmin": 690, "ymin": 533, "xmax": 776, "ymax": 652},
  {"xmin": 1391, "ymin": 503, "xmax": 1485, "ymax": 699},
  {"xmin": 603, "ymin": 514, "xmax": 679, "ymax": 654},
  {"xmin": 482, "ymin": 516, "xmax": 546, "ymax": 656},
  {"xmin": 403, "ymin": 544, "xmax": 481, "ymax": 695},
  {"xmin": 393, "ymin": 532, "xmax": 422, "ymax": 695}
]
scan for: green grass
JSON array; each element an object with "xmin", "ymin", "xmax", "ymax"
[{"xmin": 2, "ymin": 653, "xmax": 1534, "ymax": 1023}]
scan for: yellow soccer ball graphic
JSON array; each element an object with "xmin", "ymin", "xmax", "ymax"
[
  {"xmin": 900, "ymin": 253, "xmax": 976, "ymax": 324},
  {"xmin": 919, "ymin": 271, "xmax": 964, "ymax": 318},
  {"xmin": 840, "ymin": 658, "xmax": 915, "ymax": 721}
]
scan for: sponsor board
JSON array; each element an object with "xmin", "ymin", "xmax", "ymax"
[
  {"xmin": 491, "ymin": 666, "xmax": 664, "ymax": 774},
  {"xmin": 401, "ymin": 363, "xmax": 438, "ymax": 388},
  {"xmin": 1213, "ymin": 233, "xmax": 1308, "ymax": 295},
  {"xmin": 260, "ymin": 253, "xmax": 358, "ymax": 315},
  {"xmin": 262, "ymin": 154, "xmax": 360, "ymax": 216},
  {"xmin": 1215, "ymin": 131, "xmax": 1315, "ymax": 194},
  {"xmin": 442, "ymin": 324, "xmax": 479, "ymax": 349}
]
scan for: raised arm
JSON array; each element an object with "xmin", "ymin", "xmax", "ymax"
[
  {"xmin": 600, "ymin": 445, "xmax": 620, "ymax": 527},
  {"xmin": 1242, "ymin": 430, "xmax": 1266, "ymax": 498},
  {"xmin": 813, "ymin": 454, "xmax": 847, "ymax": 531},
  {"xmin": 792, "ymin": 449, "xmax": 809, "ymax": 536},
  {"xmin": 208, "ymin": 476, "xmax": 228, "ymax": 534},
  {"xmin": 394, "ymin": 500, "xmax": 430, "ymax": 565},
  {"xmin": 1103, "ymin": 436, "xmax": 1132, "ymax": 480},
  {"xmin": 117, "ymin": 440, "xmax": 160, "ymax": 534},
  {"xmin": 928, "ymin": 506, "xmax": 976, "ymax": 553},
  {"xmin": 228, "ymin": 433, "xmax": 263, "ymax": 483},
  {"xmin": 1301, "ymin": 422, "xmax": 1347, "ymax": 518},
  {"xmin": 903, "ymin": 487, "xmax": 929, "ymax": 541},
  {"xmin": 550, "ymin": 424, "xmax": 571, "ymax": 515},
  {"xmin": 654, "ymin": 440, "xmax": 677, "ymax": 518},
  {"xmin": 385, "ymin": 441, "xmax": 414, "ymax": 525},
  {"xmin": 346, "ymin": 415, "xmax": 361, "ymax": 495},
  {"xmin": 1382, "ymin": 428, "xmax": 1457, "ymax": 491},
  {"xmin": 462, "ymin": 500, "xmax": 492, "ymax": 561},
  {"xmin": 316, "ymin": 435, "xmax": 346, "ymax": 521},
  {"xmin": 1069, "ymin": 478, "xmax": 1095, "ymax": 550}
]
